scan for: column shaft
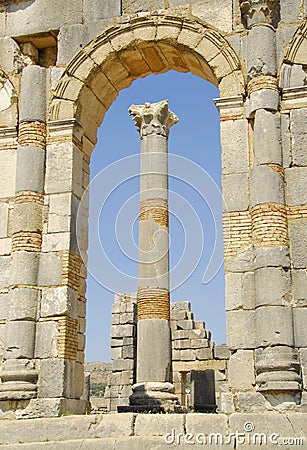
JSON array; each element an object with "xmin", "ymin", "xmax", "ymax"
[{"xmin": 128, "ymin": 100, "xmax": 179, "ymax": 408}]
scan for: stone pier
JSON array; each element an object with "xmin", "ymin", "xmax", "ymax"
[{"xmin": 128, "ymin": 100, "xmax": 179, "ymax": 410}]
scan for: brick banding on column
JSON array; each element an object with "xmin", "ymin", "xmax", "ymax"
[
  {"xmin": 223, "ymin": 211, "xmax": 252, "ymax": 259},
  {"xmin": 251, "ymin": 203, "xmax": 289, "ymax": 247},
  {"xmin": 137, "ymin": 287, "xmax": 170, "ymax": 320},
  {"xmin": 287, "ymin": 205, "xmax": 307, "ymax": 220},
  {"xmin": 247, "ymin": 75, "xmax": 279, "ymax": 96},
  {"xmin": 57, "ymin": 316, "xmax": 78, "ymax": 360},
  {"xmin": 14, "ymin": 191, "xmax": 44, "ymax": 205},
  {"xmin": 140, "ymin": 198, "xmax": 168, "ymax": 228},
  {"xmin": 18, "ymin": 122, "xmax": 46, "ymax": 149},
  {"xmin": 12, "ymin": 231, "xmax": 42, "ymax": 252},
  {"xmin": 61, "ymin": 251, "xmax": 82, "ymax": 291}
]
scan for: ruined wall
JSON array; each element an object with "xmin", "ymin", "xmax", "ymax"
[{"xmin": 0, "ymin": 0, "xmax": 305, "ymax": 418}]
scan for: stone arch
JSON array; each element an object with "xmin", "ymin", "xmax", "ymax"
[
  {"xmin": 284, "ymin": 18, "xmax": 307, "ymax": 66},
  {"xmin": 49, "ymin": 11, "xmax": 245, "ymax": 145},
  {"xmin": 0, "ymin": 67, "xmax": 18, "ymax": 128}
]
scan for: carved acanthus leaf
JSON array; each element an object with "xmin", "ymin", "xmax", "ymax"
[
  {"xmin": 129, "ymin": 100, "xmax": 178, "ymax": 138},
  {"xmin": 240, "ymin": 0, "xmax": 280, "ymax": 28}
]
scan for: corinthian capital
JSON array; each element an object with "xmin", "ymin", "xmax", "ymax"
[
  {"xmin": 240, "ymin": 0, "xmax": 280, "ymax": 28},
  {"xmin": 129, "ymin": 100, "xmax": 178, "ymax": 138}
]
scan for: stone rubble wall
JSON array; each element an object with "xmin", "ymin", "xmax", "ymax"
[{"xmin": 105, "ymin": 295, "xmax": 230, "ymax": 411}]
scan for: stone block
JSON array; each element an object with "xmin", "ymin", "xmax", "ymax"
[
  {"xmin": 171, "ymin": 301, "xmax": 191, "ymax": 311},
  {"xmin": 299, "ymin": 348, "xmax": 307, "ymax": 389},
  {"xmin": 6, "ymin": 0, "xmax": 83, "ymax": 37},
  {"xmin": 285, "ymin": 167, "xmax": 307, "ymax": 206},
  {"xmin": 10, "ymin": 251, "xmax": 39, "ymax": 286},
  {"xmin": 225, "ymin": 272, "xmax": 243, "ymax": 310},
  {"xmin": 220, "ymin": 119, "xmax": 249, "ymax": 174},
  {"xmin": 110, "ymin": 337, "xmax": 123, "ymax": 347},
  {"xmin": 0, "ymin": 237, "xmax": 11, "ymax": 256},
  {"xmin": 280, "ymin": 0, "xmax": 302, "ymax": 22},
  {"xmin": 123, "ymin": 345, "xmax": 134, "ymax": 359},
  {"xmin": 289, "ymin": 222, "xmax": 307, "ymax": 268},
  {"xmin": 170, "ymin": 309, "xmax": 188, "ymax": 321},
  {"xmin": 281, "ymin": 113, "xmax": 291, "ymax": 168},
  {"xmin": 247, "ymin": 25, "xmax": 277, "ymax": 80},
  {"xmin": 8, "ymin": 288, "xmax": 39, "ymax": 321},
  {"xmin": 119, "ymin": 313, "xmax": 135, "ymax": 325},
  {"xmin": 292, "ymin": 269, "xmax": 307, "ymax": 305},
  {"xmin": 41, "ymin": 232, "xmax": 71, "ymax": 253},
  {"xmin": 0, "ymin": 292, "xmax": 7, "ymax": 320},
  {"xmin": 40, "ymin": 286, "xmax": 78, "ymax": 319},
  {"xmin": 180, "ymin": 349, "xmax": 196, "ymax": 361},
  {"xmin": 254, "ymin": 246, "xmax": 290, "ymax": 269},
  {"xmin": 35, "ymin": 321, "xmax": 58, "ymax": 358},
  {"xmin": 20, "ymin": 66, "xmax": 47, "ymax": 122},
  {"xmin": 290, "ymin": 108, "xmax": 307, "ymax": 166},
  {"xmin": 11, "ymin": 201, "xmax": 42, "ymax": 234},
  {"xmin": 191, "ymin": 0, "xmax": 233, "ymax": 33},
  {"xmin": 228, "ymin": 350, "xmax": 255, "ymax": 390},
  {"xmin": 48, "ymin": 193, "xmax": 73, "ymax": 233},
  {"xmin": 247, "ymin": 89, "xmax": 279, "ymax": 116},
  {"xmin": 0, "ymin": 323, "xmax": 5, "ymax": 359},
  {"xmin": 214, "ymin": 345, "xmax": 231, "ymax": 360},
  {"xmin": 122, "ymin": 0, "xmax": 164, "ymax": 13},
  {"xmin": 222, "ymin": 173, "xmax": 249, "ymax": 212},
  {"xmin": 254, "ymin": 110, "xmax": 282, "ymax": 165},
  {"xmin": 255, "ymin": 267, "xmax": 291, "ymax": 307},
  {"xmin": 111, "ymin": 324, "xmax": 134, "ymax": 338},
  {"xmin": 57, "ymin": 24, "xmax": 85, "ymax": 65},
  {"xmin": 0, "ymin": 203, "xmax": 8, "ymax": 238},
  {"xmin": 112, "ymin": 359, "xmax": 134, "ymax": 371},
  {"xmin": 0, "ymin": 149, "xmax": 16, "ymax": 199},
  {"xmin": 45, "ymin": 143, "xmax": 83, "ymax": 198},
  {"xmin": 196, "ymin": 348, "xmax": 213, "ymax": 360},
  {"xmin": 38, "ymin": 252, "xmax": 62, "ymax": 286},
  {"xmin": 256, "ymin": 306, "xmax": 294, "ymax": 347},
  {"xmin": 227, "ymin": 310, "xmax": 256, "ymax": 349},
  {"xmin": 186, "ymin": 413, "xmax": 228, "ymax": 435},
  {"xmin": 250, "ymin": 165, "xmax": 284, "ymax": 206},
  {"xmin": 39, "ymin": 359, "xmax": 70, "ymax": 398},
  {"xmin": 293, "ymin": 308, "xmax": 307, "ymax": 348},
  {"xmin": 191, "ymin": 339, "xmax": 209, "ymax": 349},
  {"xmin": 135, "ymin": 413, "xmax": 185, "ymax": 436},
  {"xmin": 110, "ymin": 346, "xmax": 122, "ymax": 360},
  {"xmin": 219, "ymin": 392, "xmax": 235, "ymax": 413},
  {"xmin": 4, "ymin": 320, "xmax": 35, "ymax": 359},
  {"xmin": 83, "ymin": 0, "xmax": 121, "ymax": 22},
  {"xmin": 176, "ymin": 319, "xmax": 194, "ymax": 330},
  {"xmin": 0, "ymin": 255, "xmax": 10, "ymax": 290},
  {"xmin": 15, "ymin": 146, "xmax": 45, "ymax": 194},
  {"xmin": 0, "ymin": 37, "xmax": 23, "ymax": 73}
]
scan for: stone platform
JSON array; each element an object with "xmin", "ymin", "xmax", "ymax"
[{"xmin": 0, "ymin": 413, "xmax": 306, "ymax": 449}]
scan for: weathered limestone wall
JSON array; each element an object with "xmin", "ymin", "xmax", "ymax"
[{"xmin": 0, "ymin": 0, "xmax": 305, "ymax": 420}]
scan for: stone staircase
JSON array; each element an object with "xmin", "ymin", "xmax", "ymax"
[{"xmin": 0, "ymin": 412, "xmax": 306, "ymax": 449}]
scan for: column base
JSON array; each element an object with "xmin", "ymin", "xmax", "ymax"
[
  {"xmin": 0, "ymin": 360, "xmax": 38, "ymax": 401},
  {"xmin": 129, "ymin": 382, "xmax": 181, "ymax": 412}
]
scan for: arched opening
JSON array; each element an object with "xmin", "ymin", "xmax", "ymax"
[
  {"xmin": 85, "ymin": 70, "xmax": 223, "ymax": 365},
  {"xmin": 48, "ymin": 11, "xmax": 245, "ymax": 412}
]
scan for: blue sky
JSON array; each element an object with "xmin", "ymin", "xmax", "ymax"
[{"xmin": 85, "ymin": 70, "xmax": 226, "ymax": 362}]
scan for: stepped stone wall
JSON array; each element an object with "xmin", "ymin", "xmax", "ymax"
[{"xmin": 105, "ymin": 294, "xmax": 231, "ymax": 412}]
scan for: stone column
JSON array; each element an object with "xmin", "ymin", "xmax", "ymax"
[
  {"xmin": 240, "ymin": 0, "xmax": 301, "ymax": 404},
  {"xmin": 128, "ymin": 100, "xmax": 179, "ymax": 409},
  {"xmin": 0, "ymin": 66, "xmax": 47, "ymax": 400}
]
